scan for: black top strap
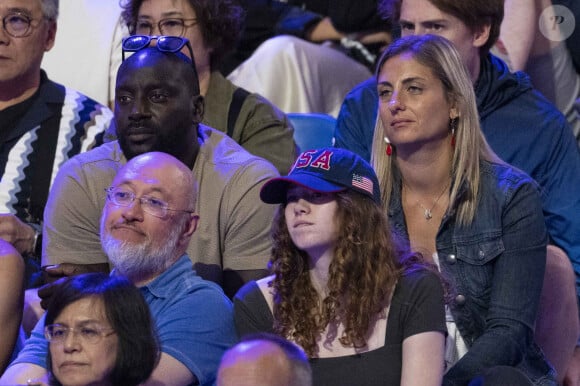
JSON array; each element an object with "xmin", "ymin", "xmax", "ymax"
[{"xmin": 227, "ymin": 87, "xmax": 251, "ymax": 138}]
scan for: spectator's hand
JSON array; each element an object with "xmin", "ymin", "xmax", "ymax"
[
  {"xmin": 37, "ymin": 277, "xmax": 67, "ymax": 310},
  {"xmin": 42, "ymin": 262, "xmax": 110, "ymax": 282},
  {"xmin": 564, "ymin": 346, "xmax": 580, "ymax": 386},
  {"xmin": 358, "ymin": 31, "xmax": 392, "ymax": 48},
  {"xmin": 39, "ymin": 263, "xmax": 110, "ymax": 309},
  {"xmin": 0, "ymin": 214, "xmax": 36, "ymax": 255},
  {"xmin": 307, "ymin": 17, "xmax": 343, "ymax": 42}
]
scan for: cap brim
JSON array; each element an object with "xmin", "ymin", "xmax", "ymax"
[{"xmin": 260, "ymin": 174, "xmax": 346, "ymax": 204}]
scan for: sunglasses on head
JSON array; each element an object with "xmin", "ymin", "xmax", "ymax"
[{"xmin": 122, "ymin": 35, "xmax": 198, "ymax": 72}]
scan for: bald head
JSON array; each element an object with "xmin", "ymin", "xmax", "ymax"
[
  {"xmin": 217, "ymin": 335, "xmax": 312, "ymax": 386},
  {"xmin": 118, "ymin": 47, "xmax": 200, "ymax": 95},
  {"xmin": 100, "ymin": 152, "xmax": 199, "ymax": 284},
  {"xmin": 115, "ymin": 151, "xmax": 196, "ymax": 210}
]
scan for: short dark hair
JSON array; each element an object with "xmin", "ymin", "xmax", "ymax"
[
  {"xmin": 379, "ymin": 0, "xmax": 504, "ymax": 54},
  {"xmin": 45, "ymin": 273, "xmax": 159, "ymax": 386},
  {"xmin": 120, "ymin": 0, "xmax": 244, "ymax": 70}
]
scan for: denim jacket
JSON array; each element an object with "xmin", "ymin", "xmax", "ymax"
[{"xmin": 388, "ymin": 161, "xmax": 555, "ymax": 386}]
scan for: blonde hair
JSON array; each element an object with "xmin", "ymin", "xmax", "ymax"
[{"xmin": 370, "ymin": 35, "xmax": 502, "ymax": 225}]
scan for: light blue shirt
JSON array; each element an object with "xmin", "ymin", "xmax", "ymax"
[{"xmin": 12, "ymin": 255, "xmax": 237, "ymax": 386}]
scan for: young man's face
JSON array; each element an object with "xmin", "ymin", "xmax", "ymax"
[{"xmin": 398, "ymin": 0, "xmax": 489, "ymax": 81}]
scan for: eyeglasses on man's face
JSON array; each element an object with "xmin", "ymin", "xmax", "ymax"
[
  {"xmin": 44, "ymin": 323, "xmax": 115, "ymax": 345},
  {"xmin": 132, "ymin": 17, "xmax": 198, "ymax": 37},
  {"xmin": 105, "ymin": 187, "xmax": 195, "ymax": 219},
  {"xmin": 1, "ymin": 12, "xmax": 47, "ymax": 38}
]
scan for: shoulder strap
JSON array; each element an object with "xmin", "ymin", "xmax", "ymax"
[{"xmin": 227, "ymin": 87, "xmax": 251, "ymax": 138}]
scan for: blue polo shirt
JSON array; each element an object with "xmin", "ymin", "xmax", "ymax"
[{"xmin": 12, "ymin": 255, "xmax": 237, "ymax": 386}]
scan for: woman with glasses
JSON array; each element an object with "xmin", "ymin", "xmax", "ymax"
[
  {"xmin": 118, "ymin": 0, "xmax": 297, "ymax": 175},
  {"xmin": 43, "ymin": 273, "xmax": 159, "ymax": 386}
]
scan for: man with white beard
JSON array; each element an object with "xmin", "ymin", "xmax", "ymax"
[
  {"xmin": 1, "ymin": 151, "xmax": 238, "ymax": 386},
  {"xmin": 100, "ymin": 152, "xmax": 197, "ymax": 285}
]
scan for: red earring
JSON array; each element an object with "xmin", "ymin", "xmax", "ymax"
[
  {"xmin": 450, "ymin": 117, "xmax": 458, "ymax": 147},
  {"xmin": 384, "ymin": 136, "xmax": 393, "ymax": 156}
]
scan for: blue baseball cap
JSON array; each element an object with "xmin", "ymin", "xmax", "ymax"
[{"xmin": 260, "ymin": 148, "xmax": 381, "ymax": 205}]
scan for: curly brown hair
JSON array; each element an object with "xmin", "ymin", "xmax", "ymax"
[
  {"xmin": 120, "ymin": 0, "xmax": 244, "ymax": 70},
  {"xmin": 269, "ymin": 190, "xmax": 416, "ymax": 357}
]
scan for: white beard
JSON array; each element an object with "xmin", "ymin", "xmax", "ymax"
[{"xmin": 100, "ymin": 219, "xmax": 183, "ymax": 280}]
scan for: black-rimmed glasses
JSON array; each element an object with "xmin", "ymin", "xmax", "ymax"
[
  {"xmin": 105, "ymin": 187, "xmax": 196, "ymax": 219},
  {"xmin": 131, "ymin": 17, "xmax": 198, "ymax": 37},
  {"xmin": 2, "ymin": 12, "xmax": 46, "ymax": 38}
]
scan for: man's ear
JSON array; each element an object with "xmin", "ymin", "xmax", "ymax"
[
  {"xmin": 177, "ymin": 213, "xmax": 199, "ymax": 249},
  {"xmin": 178, "ymin": 213, "xmax": 199, "ymax": 251},
  {"xmin": 184, "ymin": 214, "xmax": 199, "ymax": 238},
  {"xmin": 192, "ymin": 95, "xmax": 204, "ymax": 124},
  {"xmin": 472, "ymin": 22, "xmax": 491, "ymax": 49},
  {"xmin": 44, "ymin": 20, "xmax": 57, "ymax": 52}
]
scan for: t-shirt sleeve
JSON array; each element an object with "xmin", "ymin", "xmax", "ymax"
[
  {"xmin": 10, "ymin": 314, "xmax": 48, "ymax": 369},
  {"xmin": 155, "ymin": 286, "xmax": 238, "ymax": 386},
  {"xmin": 394, "ymin": 269, "xmax": 447, "ymax": 340},
  {"xmin": 233, "ymin": 281, "xmax": 275, "ymax": 337},
  {"xmin": 220, "ymin": 160, "xmax": 279, "ymax": 272},
  {"xmin": 42, "ymin": 156, "xmax": 116, "ymax": 266},
  {"xmin": 235, "ymin": 93, "xmax": 297, "ymax": 175}
]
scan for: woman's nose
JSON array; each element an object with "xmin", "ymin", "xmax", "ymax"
[
  {"xmin": 293, "ymin": 198, "xmax": 310, "ymax": 214},
  {"xmin": 388, "ymin": 92, "xmax": 404, "ymax": 112},
  {"xmin": 62, "ymin": 331, "xmax": 81, "ymax": 352}
]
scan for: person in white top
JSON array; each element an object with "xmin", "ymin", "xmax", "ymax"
[{"xmin": 42, "ymin": 0, "xmax": 125, "ymax": 107}]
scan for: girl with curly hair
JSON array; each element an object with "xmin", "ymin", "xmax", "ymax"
[{"xmin": 234, "ymin": 147, "xmax": 446, "ymax": 385}]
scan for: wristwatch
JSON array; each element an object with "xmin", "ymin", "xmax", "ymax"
[{"xmin": 27, "ymin": 222, "xmax": 42, "ymax": 259}]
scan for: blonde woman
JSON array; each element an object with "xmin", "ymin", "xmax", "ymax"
[{"xmin": 372, "ymin": 35, "xmax": 554, "ymax": 385}]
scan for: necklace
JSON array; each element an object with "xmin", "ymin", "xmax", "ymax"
[{"xmin": 404, "ymin": 181, "xmax": 450, "ymax": 221}]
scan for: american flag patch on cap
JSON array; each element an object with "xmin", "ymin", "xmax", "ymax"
[{"xmin": 351, "ymin": 174, "xmax": 373, "ymax": 195}]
